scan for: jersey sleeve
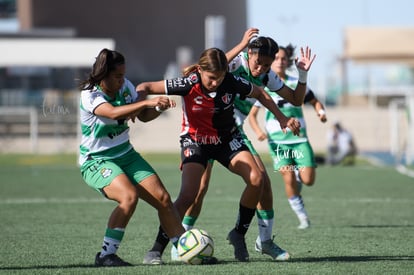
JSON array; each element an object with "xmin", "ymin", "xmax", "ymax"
[
  {"xmin": 253, "ymin": 100, "xmax": 263, "ymax": 108},
  {"xmin": 165, "ymin": 73, "xmax": 197, "ymax": 96},
  {"xmin": 228, "ymin": 53, "xmax": 244, "ymax": 73},
  {"xmin": 304, "ymin": 87, "xmax": 316, "ymax": 104},
  {"xmin": 80, "ymin": 89, "xmax": 107, "ymax": 114},
  {"xmin": 124, "ymin": 79, "xmax": 140, "ymax": 102},
  {"xmin": 265, "ymin": 70, "xmax": 284, "ymax": 92},
  {"xmin": 231, "ymin": 73, "xmax": 253, "ymax": 99}
]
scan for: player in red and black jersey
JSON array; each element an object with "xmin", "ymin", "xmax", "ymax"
[
  {"xmin": 137, "ymin": 48, "xmax": 301, "ymax": 264},
  {"xmin": 165, "ymin": 70, "xmax": 251, "ymax": 143}
]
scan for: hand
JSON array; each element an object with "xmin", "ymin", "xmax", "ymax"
[
  {"xmin": 257, "ymin": 131, "xmax": 267, "ymax": 141},
  {"xmin": 295, "ymin": 46, "xmax": 316, "ymax": 72},
  {"xmin": 129, "ymin": 96, "xmax": 175, "ymax": 122},
  {"xmin": 151, "ymin": 96, "xmax": 176, "ymax": 111},
  {"xmin": 319, "ymin": 114, "xmax": 327, "ymax": 123},
  {"xmin": 242, "ymin": 27, "xmax": 259, "ymax": 47},
  {"xmin": 280, "ymin": 117, "xmax": 301, "ymax": 136},
  {"xmin": 317, "ymin": 109, "xmax": 327, "ymax": 123}
]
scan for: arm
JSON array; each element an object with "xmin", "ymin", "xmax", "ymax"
[
  {"xmin": 133, "ymin": 80, "xmax": 176, "ymax": 122},
  {"xmin": 250, "ymin": 85, "xmax": 300, "ymax": 136},
  {"xmin": 136, "ymin": 97, "xmax": 176, "ymax": 122},
  {"xmin": 309, "ymin": 97, "xmax": 327, "ymax": 123},
  {"xmin": 225, "ymin": 27, "xmax": 259, "ymax": 62},
  {"xmin": 274, "ymin": 46, "xmax": 316, "ymax": 106},
  {"xmin": 94, "ymin": 95, "xmax": 174, "ymax": 121},
  {"xmin": 136, "ymin": 80, "xmax": 167, "ymax": 95},
  {"xmin": 248, "ymin": 105, "xmax": 267, "ymax": 141}
]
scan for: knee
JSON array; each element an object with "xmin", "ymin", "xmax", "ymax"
[
  {"xmin": 158, "ymin": 191, "xmax": 174, "ymax": 209},
  {"xmin": 250, "ymin": 170, "xmax": 263, "ymax": 188},
  {"xmin": 303, "ymin": 179, "xmax": 315, "ymax": 186},
  {"xmin": 301, "ymin": 175, "xmax": 315, "ymax": 186},
  {"xmin": 119, "ymin": 189, "xmax": 139, "ymax": 212}
]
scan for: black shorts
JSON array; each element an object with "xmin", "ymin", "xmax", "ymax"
[{"xmin": 180, "ymin": 129, "xmax": 249, "ymax": 168}]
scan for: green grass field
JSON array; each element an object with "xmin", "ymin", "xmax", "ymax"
[{"xmin": 1, "ymin": 153, "xmax": 413, "ymax": 274}]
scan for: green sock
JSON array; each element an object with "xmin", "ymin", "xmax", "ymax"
[{"xmin": 182, "ymin": 215, "xmax": 198, "ymax": 231}]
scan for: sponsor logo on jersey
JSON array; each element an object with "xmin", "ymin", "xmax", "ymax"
[
  {"xmin": 192, "ymin": 105, "xmax": 203, "ymax": 111},
  {"xmin": 167, "ymin": 78, "xmax": 186, "ymax": 89},
  {"xmin": 188, "ymin": 73, "xmax": 199, "ymax": 84},
  {"xmin": 194, "ymin": 95, "xmax": 203, "ymax": 105}
]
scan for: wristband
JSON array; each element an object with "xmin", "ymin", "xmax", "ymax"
[
  {"xmin": 297, "ymin": 69, "xmax": 308, "ymax": 84},
  {"xmin": 155, "ymin": 106, "xmax": 164, "ymax": 113},
  {"xmin": 318, "ymin": 109, "xmax": 326, "ymax": 116}
]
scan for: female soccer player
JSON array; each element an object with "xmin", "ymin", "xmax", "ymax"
[
  {"xmin": 138, "ymin": 47, "xmax": 307, "ymax": 264},
  {"xmin": 249, "ymin": 44, "xmax": 327, "ymax": 230},
  {"xmin": 173, "ymin": 28, "xmax": 316, "ymax": 262},
  {"xmin": 78, "ymin": 48, "xmax": 185, "ymax": 266}
]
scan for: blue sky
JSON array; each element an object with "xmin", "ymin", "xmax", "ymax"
[{"xmin": 247, "ymin": 0, "xmax": 414, "ymax": 94}]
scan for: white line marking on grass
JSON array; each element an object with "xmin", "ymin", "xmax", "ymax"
[{"xmin": 0, "ymin": 197, "xmax": 109, "ymax": 204}]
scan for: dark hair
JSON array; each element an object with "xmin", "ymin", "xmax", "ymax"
[
  {"xmin": 334, "ymin": 122, "xmax": 343, "ymax": 131},
  {"xmin": 279, "ymin": 44, "xmax": 296, "ymax": 67},
  {"xmin": 183, "ymin": 48, "xmax": 228, "ymax": 76},
  {"xmin": 78, "ymin": 48, "xmax": 125, "ymax": 90},
  {"xmin": 248, "ymin": 36, "xmax": 279, "ymax": 58}
]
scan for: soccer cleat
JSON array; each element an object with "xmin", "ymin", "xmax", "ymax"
[
  {"xmin": 170, "ymin": 245, "xmax": 179, "ymax": 261},
  {"xmin": 254, "ymin": 236, "xmax": 291, "ymax": 261},
  {"xmin": 298, "ymin": 219, "xmax": 311, "ymax": 229},
  {"xmin": 95, "ymin": 252, "xmax": 132, "ymax": 267},
  {"xmin": 143, "ymin": 250, "xmax": 163, "ymax": 265},
  {"xmin": 227, "ymin": 229, "xmax": 249, "ymax": 262}
]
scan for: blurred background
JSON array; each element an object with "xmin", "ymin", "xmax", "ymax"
[{"xmin": 0, "ymin": 0, "xmax": 413, "ymax": 168}]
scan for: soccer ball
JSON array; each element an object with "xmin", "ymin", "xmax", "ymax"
[{"xmin": 177, "ymin": 228, "xmax": 214, "ymax": 265}]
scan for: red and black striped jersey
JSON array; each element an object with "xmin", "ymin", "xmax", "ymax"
[{"xmin": 165, "ymin": 72, "xmax": 253, "ymax": 144}]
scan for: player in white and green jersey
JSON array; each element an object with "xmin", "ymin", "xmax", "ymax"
[
  {"xmin": 250, "ymin": 44, "xmax": 327, "ymax": 230},
  {"xmin": 173, "ymin": 28, "xmax": 316, "ymax": 262},
  {"xmin": 78, "ymin": 48, "xmax": 185, "ymax": 267}
]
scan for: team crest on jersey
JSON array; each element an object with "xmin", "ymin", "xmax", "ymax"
[
  {"xmin": 221, "ymin": 93, "xmax": 232, "ymax": 104},
  {"xmin": 183, "ymin": 148, "xmax": 194, "ymax": 157},
  {"xmin": 122, "ymin": 91, "xmax": 132, "ymax": 104},
  {"xmin": 100, "ymin": 168, "xmax": 112, "ymax": 178}
]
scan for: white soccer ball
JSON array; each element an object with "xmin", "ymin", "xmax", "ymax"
[{"xmin": 177, "ymin": 228, "xmax": 214, "ymax": 265}]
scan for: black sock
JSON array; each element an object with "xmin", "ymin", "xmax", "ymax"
[
  {"xmin": 149, "ymin": 226, "xmax": 169, "ymax": 254},
  {"xmin": 235, "ymin": 203, "xmax": 256, "ymax": 235}
]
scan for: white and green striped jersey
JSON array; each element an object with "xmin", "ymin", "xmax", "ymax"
[
  {"xmin": 228, "ymin": 52, "xmax": 284, "ymax": 126},
  {"xmin": 256, "ymin": 74, "xmax": 309, "ymax": 144},
  {"xmin": 79, "ymin": 79, "xmax": 138, "ymax": 166}
]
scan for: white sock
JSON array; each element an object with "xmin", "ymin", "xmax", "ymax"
[
  {"xmin": 100, "ymin": 237, "xmax": 120, "ymax": 257},
  {"xmin": 183, "ymin": 224, "xmax": 193, "ymax": 231},
  {"xmin": 288, "ymin": 196, "xmax": 308, "ymax": 222},
  {"xmin": 257, "ymin": 217, "xmax": 274, "ymax": 242}
]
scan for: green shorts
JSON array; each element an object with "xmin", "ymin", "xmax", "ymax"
[
  {"xmin": 268, "ymin": 141, "xmax": 316, "ymax": 171},
  {"xmin": 80, "ymin": 149, "xmax": 155, "ymax": 195}
]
